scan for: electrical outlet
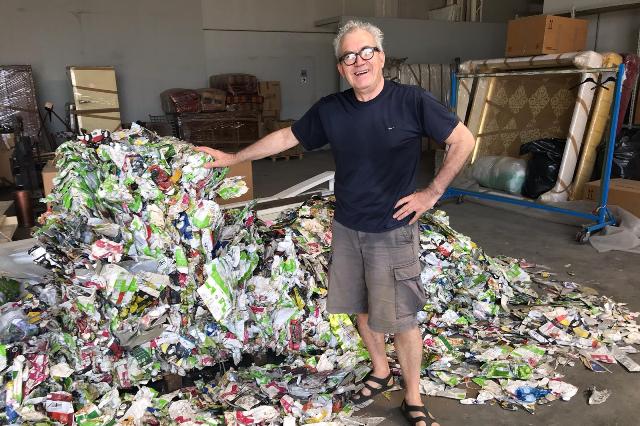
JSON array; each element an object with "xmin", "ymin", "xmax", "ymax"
[{"xmin": 300, "ymin": 69, "xmax": 308, "ymax": 84}]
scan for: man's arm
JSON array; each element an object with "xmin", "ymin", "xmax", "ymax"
[
  {"xmin": 195, "ymin": 127, "xmax": 300, "ymax": 168},
  {"xmin": 393, "ymin": 121, "xmax": 476, "ymax": 224}
]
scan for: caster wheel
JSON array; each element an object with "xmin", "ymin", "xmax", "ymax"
[{"xmin": 576, "ymin": 230, "xmax": 590, "ymax": 244}]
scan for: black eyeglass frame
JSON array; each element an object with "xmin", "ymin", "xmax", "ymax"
[{"xmin": 338, "ymin": 46, "xmax": 381, "ymax": 66}]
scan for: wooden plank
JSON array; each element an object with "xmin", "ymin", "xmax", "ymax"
[
  {"xmin": 0, "ymin": 201, "xmax": 12, "ymax": 217},
  {"xmin": 0, "ymin": 216, "xmax": 18, "ymax": 243}
]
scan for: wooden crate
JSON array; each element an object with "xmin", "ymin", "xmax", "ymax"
[{"xmin": 177, "ymin": 112, "xmax": 260, "ymax": 151}]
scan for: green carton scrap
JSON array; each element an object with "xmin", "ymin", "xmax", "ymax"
[{"xmin": 0, "ymin": 124, "xmax": 637, "ymax": 423}]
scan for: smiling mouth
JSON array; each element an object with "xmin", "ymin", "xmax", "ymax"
[{"xmin": 354, "ymin": 70, "xmax": 369, "ymax": 76}]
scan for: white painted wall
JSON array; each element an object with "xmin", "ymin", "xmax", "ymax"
[
  {"xmin": 543, "ymin": 0, "xmax": 640, "ymax": 14},
  {"xmin": 200, "ymin": 0, "xmax": 343, "ymax": 120},
  {"xmin": 0, "ymin": 0, "xmax": 206, "ymax": 130},
  {"xmin": 404, "ymin": 0, "xmax": 537, "ymax": 22},
  {"xmin": 482, "ymin": 0, "xmax": 536, "ymax": 22},
  {"xmin": 582, "ymin": 8, "xmax": 640, "ymax": 53},
  {"xmin": 203, "ymin": 31, "xmax": 337, "ymax": 120},
  {"xmin": 0, "ymin": 0, "xmax": 515, "ymax": 133},
  {"xmin": 337, "ymin": 16, "xmax": 507, "ymax": 89},
  {"xmin": 542, "ymin": 0, "xmax": 640, "ymax": 53},
  {"xmin": 201, "ymin": 0, "xmax": 344, "ymax": 31},
  {"xmin": 367, "ymin": 18, "xmax": 507, "ymax": 62}
]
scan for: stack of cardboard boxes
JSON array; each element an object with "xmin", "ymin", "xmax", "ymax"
[
  {"xmin": 585, "ymin": 179, "xmax": 640, "ymax": 218},
  {"xmin": 258, "ymin": 81, "xmax": 302, "ymax": 159},
  {"xmin": 258, "ymin": 81, "xmax": 281, "ymax": 120},
  {"xmin": 0, "ymin": 132, "xmax": 15, "ymax": 188}
]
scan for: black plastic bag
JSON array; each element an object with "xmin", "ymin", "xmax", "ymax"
[
  {"xmin": 610, "ymin": 128, "xmax": 640, "ymax": 180},
  {"xmin": 519, "ymin": 138, "xmax": 566, "ymax": 199},
  {"xmin": 593, "ymin": 128, "xmax": 640, "ymax": 181}
]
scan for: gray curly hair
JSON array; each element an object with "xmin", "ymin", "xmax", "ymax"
[{"xmin": 333, "ymin": 20, "xmax": 384, "ymax": 59}]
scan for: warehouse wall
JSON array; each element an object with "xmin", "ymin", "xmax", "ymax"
[
  {"xmin": 1, "ymin": 0, "xmax": 517, "ymax": 133},
  {"xmin": 201, "ymin": 0, "xmax": 344, "ymax": 32},
  {"xmin": 337, "ymin": 16, "xmax": 507, "ymax": 90},
  {"xmin": 200, "ymin": 0, "xmax": 412, "ymax": 120},
  {"xmin": 200, "ymin": 0, "xmax": 511, "ymax": 119},
  {"xmin": 482, "ymin": 0, "xmax": 538, "ymax": 22},
  {"xmin": 407, "ymin": 0, "xmax": 537, "ymax": 22},
  {"xmin": 203, "ymin": 31, "xmax": 336, "ymax": 121},
  {"xmin": 542, "ymin": 1, "xmax": 640, "ymax": 53},
  {"xmin": 583, "ymin": 8, "xmax": 640, "ymax": 53},
  {"xmin": 0, "ymin": 0, "xmax": 206, "ymax": 131},
  {"xmin": 201, "ymin": 0, "xmax": 342, "ymax": 120},
  {"xmin": 356, "ymin": 17, "xmax": 507, "ymax": 62},
  {"xmin": 543, "ymin": 0, "xmax": 640, "ymax": 14}
]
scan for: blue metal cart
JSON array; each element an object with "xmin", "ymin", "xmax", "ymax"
[{"xmin": 442, "ymin": 63, "xmax": 626, "ymax": 243}]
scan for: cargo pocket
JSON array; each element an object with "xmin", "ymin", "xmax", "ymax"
[
  {"xmin": 397, "ymin": 224, "xmax": 415, "ymax": 245},
  {"xmin": 393, "ymin": 258, "xmax": 425, "ymax": 319}
]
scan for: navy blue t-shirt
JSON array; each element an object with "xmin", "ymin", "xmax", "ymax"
[{"xmin": 291, "ymin": 80, "xmax": 458, "ymax": 233}]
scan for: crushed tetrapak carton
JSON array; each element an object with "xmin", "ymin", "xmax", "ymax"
[{"xmin": 0, "ymin": 125, "xmax": 637, "ymax": 424}]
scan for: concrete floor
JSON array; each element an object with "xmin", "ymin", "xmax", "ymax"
[{"xmin": 253, "ymin": 150, "xmax": 640, "ymax": 426}]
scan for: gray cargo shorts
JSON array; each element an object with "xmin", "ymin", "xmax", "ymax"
[{"xmin": 327, "ymin": 219, "xmax": 426, "ymax": 333}]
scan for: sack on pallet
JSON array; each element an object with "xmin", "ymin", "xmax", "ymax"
[
  {"xmin": 160, "ymin": 89, "xmax": 201, "ymax": 114},
  {"xmin": 471, "ymin": 156, "xmax": 527, "ymax": 195},
  {"xmin": 210, "ymin": 73, "xmax": 258, "ymax": 96}
]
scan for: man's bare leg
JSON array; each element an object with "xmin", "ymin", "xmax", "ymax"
[
  {"xmin": 355, "ymin": 313, "xmax": 392, "ymax": 398},
  {"xmin": 395, "ymin": 326, "xmax": 439, "ymax": 426}
]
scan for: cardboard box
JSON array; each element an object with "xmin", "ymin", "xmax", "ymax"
[
  {"xmin": 258, "ymin": 81, "xmax": 281, "ymax": 119},
  {"xmin": 506, "ymin": 15, "xmax": 587, "ymax": 58},
  {"xmin": 1, "ymin": 133, "xmax": 15, "ymax": 151},
  {"xmin": 0, "ymin": 215, "xmax": 18, "ymax": 243},
  {"xmin": 216, "ymin": 160, "xmax": 254, "ymax": 205},
  {"xmin": 197, "ymin": 88, "xmax": 226, "ymax": 112},
  {"xmin": 585, "ymin": 178, "xmax": 640, "ymax": 217},
  {"xmin": 210, "ymin": 73, "xmax": 258, "ymax": 95},
  {"xmin": 0, "ymin": 136, "xmax": 14, "ymax": 186},
  {"xmin": 42, "ymin": 160, "xmax": 57, "ymax": 197}
]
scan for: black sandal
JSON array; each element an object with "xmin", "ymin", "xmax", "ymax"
[
  {"xmin": 351, "ymin": 372, "xmax": 394, "ymax": 407},
  {"xmin": 400, "ymin": 399, "xmax": 437, "ymax": 426}
]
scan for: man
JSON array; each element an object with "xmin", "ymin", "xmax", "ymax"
[{"xmin": 197, "ymin": 20, "xmax": 474, "ymax": 426}]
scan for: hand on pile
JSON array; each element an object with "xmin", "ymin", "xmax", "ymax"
[
  {"xmin": 194, "ymin": 146, "xmax": 238, "ymax": 168},
  {"xmin": 393, "ymin": 187, "xmax": 442, "ymax": 225}
]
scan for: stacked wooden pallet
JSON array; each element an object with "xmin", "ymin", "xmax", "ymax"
[
  {"xmin": 269, "ymin": 145, "xmax": 304, "ymax": 161},
  {"xmin": 264, "ymin": 119, "xmax": 303, "ymax": 161}
]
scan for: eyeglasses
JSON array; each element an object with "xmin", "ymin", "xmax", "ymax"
[{"xmin": 339, "ymin": 46, "xmax": 380, "ymax": 66}]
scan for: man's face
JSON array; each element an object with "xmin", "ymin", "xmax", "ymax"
[{"xmin": 337, "ymin": 29, "xmax": 385, "ymax": 94}]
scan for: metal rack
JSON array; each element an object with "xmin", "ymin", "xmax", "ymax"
[{"xmin": 441, "ymin": 63, "xmax": 626, "ymax": 243}]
